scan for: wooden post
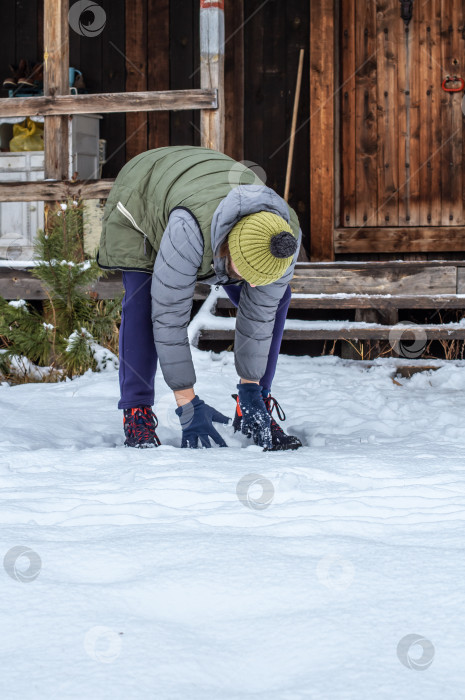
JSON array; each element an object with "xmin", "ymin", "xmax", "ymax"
[
  {"xmin": 200, "ymin": 0, "xmax": 225, "ymax": 152},
  {"xmin": 309, "ymin": 0, "xmax": 335, "ymax": 261},
  {"xmin": 44, "ymin": 0, "xmax": 69, "ymax": 180}
]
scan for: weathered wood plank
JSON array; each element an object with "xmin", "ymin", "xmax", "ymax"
[
  {"xmin": 285, "ymin": 0, "xmax": 310, "ymax": 248},
  {"xmin": 100, "ymin": 0, "xmax": 127, "ymax": 177},
  {"xmin": 37, "ymin": 0, "xmax": 44, "ymax": 59},
  {"xmin": 440, "ymin": 0, "xmax": 451, "ymax": 226},
  {"xmin": 0, "ymin": 1, "xmax": 15, "ymax": 90},
  {"xmin": 17, "ymin": 1, "xmax": 38, "ymax": 72},
  {"xmin": 126, "ymin": 0, "xmax": 148, "ymax": 160},
  {"xmin": 200, "ymin": 0, "xmax": 225, "ymax": 151},
  {"xmin": 43, "ymin": 0, "xmax": 69, "ymax": 180},
  {"xmin": 264, "ymin": 0, "xmax": 287, "ymax": 198},
  {"xmin": 0, "ymin": 270, "xmax": 45, "ymax": 300},
  {"xmin": 447, "ymin": 0, "xmax": 463, "ymax": 224},
  {"xmin": 0, "ymin": 179, "xmax": 115, "ymax": 202},
  {"xmin": 216, "ymin": 295, "xmax": 465, "ymax": 310},
  {"xmin": 396, "ymin": 0, "xmax": 410, "ymax": 225},
  {"xmin": 335, "ymin": 226, "xmax": 465, "ymax": 254},
  {"xmin": 440, "ymin": 0, "xmax": 463, "ymax": 225},
  {"xmin": 295, "ymin": 261, "xmax": 465, "ymax": 268},
  {"xmin": 0, "ymin": 269, "xmax": 210, "ymax": 301},
  {"xmin": 148, "ymin": 0, "xmax": 170, "ymax": 149},
  {"xmin": 408, "ymin": 1, "xmax": 421, "ymax": 226},
  {"xmin": 291, "ymin": 264, "xmax": 457, "ymax": 294},
  {"xmin": 170, "ymin": 0, "xmax": 197, "ymax": 146},
  {"xmin": 340, "ymin": 0, "xmax": 356, "ymax": 227},
  {"xmin": 354, "ymin": 0, "xmax": 377, "ymax": 227},
  {"xmin": 0, "ymin": 268, "xmax": 123, "ymax": 301},
  {"xmin": 456, "ymin": 267, "xmax": 465, "ymax": 294},
  {"xmin": 309, "ymin": 0, "xmax": 334, "ymax": 260},
  {"xmin": 418, "ymin": 0, "xmax": 442, "ymax": 226},
  {"xmin": 243, "ymin": 0, "xmax": 265, "ymax": 179},
  {"xmin": 199, "ymin": 326, "xmax": 465, "ymax": 341},
  {"xmin": 224, "ymin": 0, "xmax": 244, "ymax": 161},
  {"xmin": 1, "ymin": 264, "xmax": 464, "ymax": 301},
  {"xmin": 0, "ymin": 90, "xmax": 218, "ymax": 118},
  {"xmin": 376, "ymin": 0, "xmax": 399, "ymax": 226}
]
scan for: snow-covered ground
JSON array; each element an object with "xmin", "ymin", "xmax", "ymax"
[{"xmin": 1, "ymin": 350, "xmax": 465, "ymax": 699}]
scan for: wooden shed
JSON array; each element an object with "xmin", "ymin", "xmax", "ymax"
[{"xmin": 1, "ymin": 0, "xmax": 465, "ymax": 355}]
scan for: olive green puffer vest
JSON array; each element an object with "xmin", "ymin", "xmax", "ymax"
[{"xmin": 97, "ymin": 146, "xmax": 260, "ymax": 278}]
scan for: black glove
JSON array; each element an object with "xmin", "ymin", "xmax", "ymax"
[
  {"xmin": 237, "ymin": 383, "xmax": 272, "ymax": 450},
  {"xmin": 175, "ymin": 395, "xmax": 229, "ymax": 448}
]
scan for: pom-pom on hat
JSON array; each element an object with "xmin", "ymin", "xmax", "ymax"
[{"xmin": 227, "ymin": 211, "xmax": 298, "ymax": 286}]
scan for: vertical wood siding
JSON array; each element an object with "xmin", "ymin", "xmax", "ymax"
[
  {"xmin": 309, "ymin": 0, "xmax": 335, "ymax": 260},
  {"xmin": 244, "ymin": 0, "xmax": 310, "ymax": 254},
  {"xmin": 340, "ymin": 0, "xmax": 465, "ymax": 231}
]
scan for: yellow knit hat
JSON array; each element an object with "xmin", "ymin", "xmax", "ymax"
[{"xmin": 227, "ymin": 211, "xmax": 298, "ymax": 286}]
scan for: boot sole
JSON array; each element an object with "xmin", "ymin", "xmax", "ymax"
[
  {"xmin": 266, "ymin": 443, "xmax": 302, "ymax": 452},
  {"xmin": 124, "ymin": 441, "xmax": 159, "ymax": 449}
]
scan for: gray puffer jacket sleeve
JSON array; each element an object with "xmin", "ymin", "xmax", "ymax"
[
  {"xmin": 151, "ymin": 209, "xmax": 203, "ymax": 391},
  {"xmin": 234, "ymin": 228, "xmax": 301, "ymax": 381}
]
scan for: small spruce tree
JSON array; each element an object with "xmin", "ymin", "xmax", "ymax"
[{"xmin": 0, "ymin": 199, "xmax": 121, "ymax": 382}]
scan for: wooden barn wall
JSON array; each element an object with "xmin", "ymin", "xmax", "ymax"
[
  {"xmin": 123, "ymin": 0, "xmax": 310, "ymax": 245},
  {"xmin": 68, "ymin": 0, "xmax": 127, "ymax": 178},
  {"xmin": 0, "ymin": 0, "xmax": 127, "ymax": 178},
  {"xmin": 0, "ymin": 0, "xmax": 310, "ymax": 250},
  {"xmin": 337, "ymin": 0, "xmax": 465, "ymax": 262},
  {"xmin": 244, "ymin": 0, "xmax": 310, "ymax": 248}
]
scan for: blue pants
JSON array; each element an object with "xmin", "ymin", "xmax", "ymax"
[{"xmin": 118, "ymin": 271, "xmax": 291, "ymax": 409}]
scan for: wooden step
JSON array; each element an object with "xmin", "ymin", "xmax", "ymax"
[
  {"xmin": 215, "ymin": 294, "xmax": 465, "ymax": 310},
  {"xmin": 199, "ymin": 324, "xmax": 465, "ymax": 342},
  {"xmin": 0, "ymin": 267, "xmax": 210, "ymax": 301},
  {"xmin": 290, "ymin": 264, "xmax": 459, "ymax": 295},
  {"xmin": 4, "ymin": 260, "xmax": 465, "ymax": 300}
]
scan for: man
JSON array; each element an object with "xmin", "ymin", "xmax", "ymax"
[{"xmin": 97, "ymin": 146, "xmax": 302, "ymax": 451}]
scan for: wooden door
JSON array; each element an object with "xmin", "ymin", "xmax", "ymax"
[{"xmin": 336, "ymin": 0, "xmax": 465, "ymax": 256}]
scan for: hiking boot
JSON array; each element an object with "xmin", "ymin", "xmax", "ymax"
[
  {"xmin": 18, "ymin": 62, "xmax": 43, "ymax": 88},
  {"xmin": 232, "ymin": 393, "xmax": 302, "ymax": 451},
  {"xmin": 3, "ymin": 59, "xmax": 29, "ymax": 89},
  {"xmin": 123, "ymin": 406, "xmax": 161, "ymax": 448}
]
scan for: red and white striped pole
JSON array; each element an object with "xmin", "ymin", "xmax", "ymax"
[{"xmin": 200, "ymin": 0, "xmax": 225, "ymax": 152}]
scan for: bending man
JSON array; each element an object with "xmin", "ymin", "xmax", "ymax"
[{"xmin": 97, "ymin": 146, "xmax": 302, "ymax": 451}]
